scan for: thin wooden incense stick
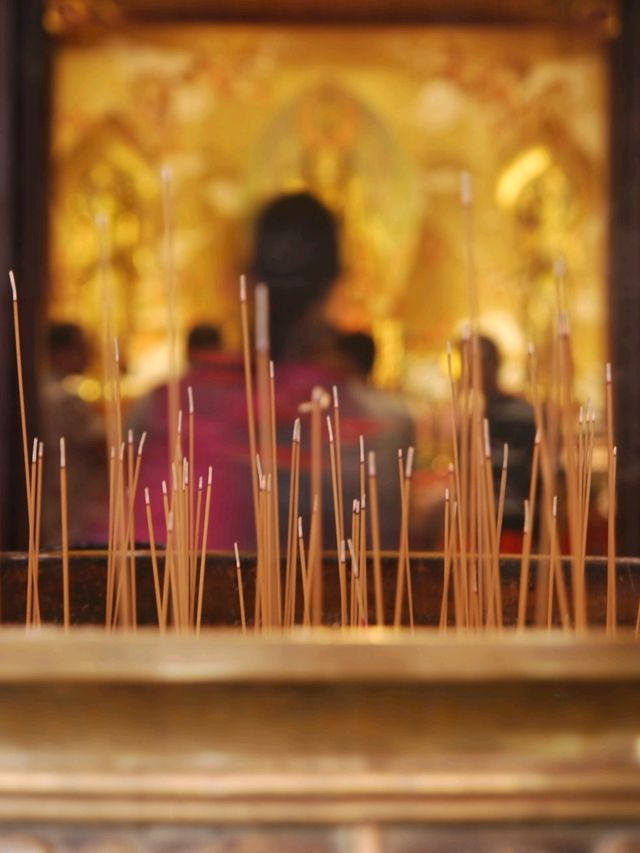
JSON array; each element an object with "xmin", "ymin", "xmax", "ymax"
[
  {"xmin": 144, "ymin": 488, "xmax": 164, "ymax": 630},
  {"xmin": 327, "ymin": 415, "xmax": 347, "ymax": 626},
  {"xmin": 234, "ymin": 542, "xmax": 247, "ymax": 634},
  {"xmin": 284, "ymin": 419, "xmax": 301, "ymax": 628},
  {"xmin": 268, "ymin": 361, "xmax": 281, "ymax": 626},
  {"xmin": 239, "ymin": 275, "xmax": 260, "ymax": 545},
  {"xmin": 60, "ymin": 438, "xmax": 70, "ymax": 631},
  {"xmin": 368, "ymin": 451, "xmax": 384, "ymax": 626},
  {"xmin": 605, "ymin": 363, "xmax": 617, "ymax": 635},
  {"xmin": 332, "ymin": 385, "xmax": 345, "ymax": 548},
  {"xmin": 9, "ymin": 271, "xmax": 31, "ymax": 513},
  {"xmin": 161, "ymin": 165, "xmax": 180, "ymax": 473},
  {"xmin": 196, "ymin": 466, "xmax": 213, "ymax": 634}
]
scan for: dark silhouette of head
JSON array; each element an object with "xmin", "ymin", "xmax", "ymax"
[
  {"xmin": 478, "ymin": 334, "xmax": 501, "ymax": 400},
  {"xmin": 338, "ymin": 331, "xmax": 376, "ymax": 381},
  {"xmin": 187, "ymin": 323, "xmax": 222, "ymax": 365},
  {"xmin": 48, "ymin": 323, "xmax": 90, "ymax": 376},
  {"xmin": 251, "ymin": 192, "xmax": 340, "ymax": 361}
]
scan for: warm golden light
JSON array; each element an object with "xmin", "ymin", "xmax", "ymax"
[{"xmin": 48, "ymin": 25, "xmax": 608, "ymax": 413}]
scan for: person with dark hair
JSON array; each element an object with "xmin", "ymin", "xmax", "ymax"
[
  {"xmin": 132, "ymin": 192, "xmax": 413, "ymax": 551},
  {"xmin": 337, "ymin": 331, "xmax": 376, "ymax": 381},
  {"xmin": 250, "ymin": 191, "xmax": 415, "ymax": 549},
  {"xmin": 187, "ymin": 323, "xmax": 222, "ymax": 363},
  {"xmin": 252, "ymin": 192, "xmax": 341, "ymax": 363},
  {"xmin": 478, "ymin": 335, "xmax": 536, "ymax": 541},
  {"xmin": 41, "ymin": 323, "xmax": 107, "ymax": 546}
]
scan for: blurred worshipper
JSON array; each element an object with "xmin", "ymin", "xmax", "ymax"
[
  {"xmin": 132, "ymin": 192, "xmax": 414, "ymax": 551},
  {"xmin": 129, "ymin": 322, "xmax": 250, "ymax": 549},
  {"xmin": 336, "ymin": 331, "xmax": 376, "ymax": 382},
  {"xmin": 41, "ymin": 323, "xmax": 107, "ymax": 547},
  {"xmin": 478, "ymin": 335, "xmax": 536, "ymax": 545},
  {"xmin": 253, "ymin": 191, "xmax": 415, "ymax": 548}
]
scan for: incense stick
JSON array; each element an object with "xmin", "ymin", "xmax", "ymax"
[
  {"xmin": 9, "ymin": 271, "xmax": 31, "ymax": 516},
  {"xmin": 327, "ymin": 415, "xmax": 347, "ymax": 626},
  {"xmin": 234, "ymin": 542, "xmax": 247, "ymax": 634},
  {"xmin": 144, "ymin": 487, "xmax": 164, "ymax": 631},
  {"xmin": 196, "ymin": 466, "xmax": 213, "ymax": 633},
  {"xmin": 368, "ymin": 451, "xmax": 384, "ymax": 625},
  {"xmin": 239, "ymin": 275, "xmax": 260, "ymax": 544},
  {"xmin": 60, "ymin": 438, "xmax": 70, "ymax": 631}
]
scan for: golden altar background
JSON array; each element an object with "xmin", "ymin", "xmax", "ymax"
[{"xmin": 47, "ymin": 21, "xmax": 608, "ymax": 401}]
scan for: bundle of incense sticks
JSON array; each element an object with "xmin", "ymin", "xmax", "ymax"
[{"xmin": 3, "ymin": 170, "xmax": 631, "ymax": 635}]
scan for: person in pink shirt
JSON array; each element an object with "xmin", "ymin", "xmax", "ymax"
[{"xmin": 132, "ymin": 192, "xmax": 414, "ymax": 551}]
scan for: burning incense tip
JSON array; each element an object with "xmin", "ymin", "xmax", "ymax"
[
  {"xmin": 161, "ymin": 480, "xmax": 168, "ymax": 496},
  {"xmin": 119, "ymin": 442, "xmax": 126, "ymax": 462},
  {"xmin": 144, "ymin": 487, "xmax": 150, "ymax": 505},
  {"xmin": 110, "ymin": 446, "xmax": 115, "ymax": 460},
  {"xmin": 177, "ymin": 410, "xmax": 183, "ymax": 436},
  {"xmin": 502, "ymin": 444, "xmax": 509, "ymax": 468},
  {"xmin": 524, "ymin": 499, "xmax": 530, "ymax": 533},
  {"xmin": 38, "ymin": 441, "xmax": 43, "ymax": 459},
  {"xmin": 405, "ymin": 446, "xmax": 415, "ymax": 478},
  {"xmin": 8, "ymin": 270, "xmax": 17, "ymax": 302},
  {"xmin": 269, "ymin": 360, "xmax": 274, "ymax": 380},
  {"xmin": 614, "ymin": 446, "xmax": 618, "ymax": 457},
  {"xmin": 167, "ymin": 511, "xmax": 174, "ymax": 533},
  {"xmin": 297, "ymin": 517, "xmax": 303, "ymax": 539},
  {"xmin": 445, "ymin": 487, "xmax": 450, "ymax": 502},
  {"xmin": 353, "ymin": 499, "xmax": 360, "ymax": 514},
  {"xmin": 198, "ymin": 476, "xmax": 203, "ymax": 490},
  {"xmin": 256, "ymin": 454, "xmax": 263, "ymax": 482},
  {"xmin": 128, "ymin": 429, "xmax": 133, "ymax": 446},
  {"xmin": 359, "ymin": 435, "xmax": 365, "ymax": 463},
  {"xmin": 460, "ymin": 170, "xmax": 473, "ymax": 206},
  {"xmin": 137, "ymin": 432, "xmax": 147, "ymax": 455},
  {"xmin": 332, "ymin": 385, "xmax": 339, "ymax": 408},
  {"xmin": 534, "ymin": 428, "xmax": 541, "ymax": 445},
  {"xmin": 207, "ymin": 466, "xmax": 213, "ymax": 486},
  {"xmin": 59, "ymin": 437, "xmax": 66, "ymax": 468},
  {"xmin": 326, "ymin": 416, "xmax": 334, "ymax": 444},
  {"xmin": 293, "ymin": 417, "xmax": 301, "ymax": 443},
  {"xmin": 339, "ymin": 539, "xmax": 346, "ymax": 563},
  {"xmin": 234, "ymin": 542, "xmax": 241, "ymax": 568},
  {"xmin": 187, "ymin": 386, "xmax": 194, "ymax": 415},
  {"xmin": 368, "ymin": 451, "xmax": 376, "ymax": 477},
  {"xmin": 361, "ymin": 494, "xmax": 366, "ymax": 511},
  {"xmin": 552, "ymin": 495, "xmax": 558, "ymax": 517},
  {"xmin": 606, "ymin": 362, "xmax": 612, "ymax": 384},
  {"xmin": 448, "ymin": 462, "xmax": 454, "ymax": 473},
  {"xmin": 254, "ymin": 283, "xmax": 270, "ymax": 351},
  {"xmin": 239, "ymin": 274, "xmax": 247, "ymax": 303},
  {"xmin": 114, "ymin": 338, "xmax": 120, "ymax": 364}
]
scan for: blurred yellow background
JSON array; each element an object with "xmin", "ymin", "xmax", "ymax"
[{"xmin": 48, "ymin": 24, "xmax": 608, "ymax": 405}]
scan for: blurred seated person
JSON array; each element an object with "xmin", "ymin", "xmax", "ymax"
[
  {"xmin": 254, "ymin": 192, "xmax": 415, "ymax": 549},
  {"xmin": 479, "ymin": 335, "xmax": 536, "ymax": 544},
  {"xmin": 129, "ymin": 322, "xmax": 252, "ymax": 549},
  {"xmin": 132, "ymin": 192, "xmax": 414, "ymax": 551},
  {"xmin": 41, "ymin": 323, "xmax": 107, "ymax": 547}
]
